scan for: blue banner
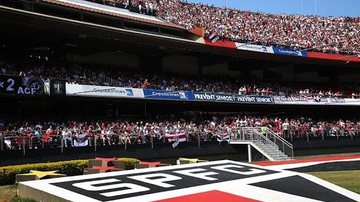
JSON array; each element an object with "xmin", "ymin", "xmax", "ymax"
[
  {"xmin": 272, "ymin": 47, "xmax": 308, "ymax": 57},
  {"xmin": 143, "ymin": 89, "xmax": 194, "ymax": 101},
  {"xmin": 193, "ymin": 92, "xmax": 274, "ymax": 104}
]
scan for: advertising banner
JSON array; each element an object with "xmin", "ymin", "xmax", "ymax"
[
  {"xmin": 143, "ymin": 89, "xmax": 194, "ymax": 101},
  {"xmin": 193, "ymin": 92, "xmax": 274, "ymax": 104},
  {"xmin": 0, "ymin": 75, "xmax": 44, "ymax": 96},
  {"xmin": 204, "ymin": 39, "xmax": 237, "ymax": 49},
  {"xmin": 272, "ymin": 47, "xmax": 308, "ymax": 57},
  {"xmin": 235, "ymin": 43, "xmax": 274, "ymax": 53},
  {"xmin": 308, "ymin": 52, "xmax": 360, "ymax": 63},
  {"xmin": 66, "ymin": 83, "xmax": 144, "ymax": 98},
  {"xmin": 274, "ymin": 96, "xmax": 360, "ymax": 106}
]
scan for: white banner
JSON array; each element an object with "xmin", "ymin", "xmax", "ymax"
[
  {"xmin": 274, "ymin": 96, "xmax": 360, "ymax": 106},
  {"xmin": 235, "ymin": 43, "xmax": 274, "ymax": 53},
  {"xmin": 73, "ymin": 139, "xmax": 88, "ymax": 147},
  {"xmin": 217, "ymin": 133, "xmax": 230, "ymax": 142},
  {"xmin": 66, "ymin": 83, "xmax": 144, "ymax": 98}
]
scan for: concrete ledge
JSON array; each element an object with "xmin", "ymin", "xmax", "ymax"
[
  {"xmin": 16, "ymin": 174, "xmax": 39, "ymax": 183},
  {"xmin": 18, "ymin": 183, "xmax": 70, "ymax": 202}
]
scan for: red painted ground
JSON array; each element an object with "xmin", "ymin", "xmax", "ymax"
[
  {"xmin": 253, "ymin": 154, "xmax": 360, "ymax": 166},
  {"xmin": 155, "ymin": 190, "xmax": 260, "ymax": 202}
]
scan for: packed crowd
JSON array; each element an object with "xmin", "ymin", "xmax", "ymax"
[
  {"xmin": 1, "ymin": 60, "xmax": 360, "ymax": 98},
  {"xmin": 157, "ymin": 0, "xmax": 360, "ymax": 54},
  {"xmin": 1, "ymin": 115, "xmax": 359, "ymax": 149},
  {"xmin": 85, "ymin": 0, "xmax": 360, "ymax": 54}
]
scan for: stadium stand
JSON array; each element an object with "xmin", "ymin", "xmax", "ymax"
[
  {"xmin": 159, "ymin": 0, "xmax": 360, "ymax": 55},
  {"xmin": 1, "ymin": 115, "xmax": 359, "ymax": 150},
  {"xmin": 1, "ymin": 60, "xmax": 359, "ymax": 98},
  {"xmin": 0, "ymin": 0, "xmax": 359, "ymax": 162},
  {"xmin": 84, "ymin": 0, "xmax": 360, "ymax": 55}
]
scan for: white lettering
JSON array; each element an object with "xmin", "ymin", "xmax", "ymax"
[
  {"xmin": 173, "ymin": 168, "xmax": 218, "ymax": 181},
  {"xmin": 24, "ymin": 87, "xmax": 30, "ymax": 94},
  {"xmin": 129, "ymin": 173, "xmax": 181, "ymax": 188},
  {"xmin": 73, "ymin": 179, "xmax": 149, "ymax": 197},
  {"xmin": 17, "ymin": 87, "xmax": 24, "ymax": 94},
  {"xmin": 211, "ymin": 165, "xmax": 265, "ymax": 175}
]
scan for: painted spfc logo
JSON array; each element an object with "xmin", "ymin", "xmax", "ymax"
[{"xmin": 19, "ymin": 160, "xmax": 360, "ymax": 202}]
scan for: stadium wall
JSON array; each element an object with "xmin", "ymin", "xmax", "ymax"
[
  {"xmin": 68, "ymin": 52, "xmax": 138, "ymax": 67},
  {"xmin": 0, "ymin": 142, "xmax": 246, "ymax": 166},
  {"xmin": 338, "ymin": 73, "xmax": 360, "ymax": 83},
  {"xmin": 267, "ymin": 65, "xmax": 295, "ymax": 81},
  {"xmin": 202, "ymin": 62, "xmax": 232, "ymax": 76},
  {"xmin": 1, "ymin": 137, "xmax": 359, "ymax": 166},
  {"xmin": 295, "ymin": 71, "xmax": 330, "ymax": 82},
  {"xmin": 163, "ymin": 55, "xmax": 199, "ymax": 75}
]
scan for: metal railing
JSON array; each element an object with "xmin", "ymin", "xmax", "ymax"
[
  {"xmin": 265, "ymin": 128, "xmax": 294, "ymax": 159},
  {"xmin": 230, "ymin": 127, "xmax": 294, "ymax": 159},
  {"xmin": 0, "ymin": 127, "xmax": 357, "ymax": 158},
  {"xmin": 0, "ymin": 129, "xmax": 207, "ymax": 155}
]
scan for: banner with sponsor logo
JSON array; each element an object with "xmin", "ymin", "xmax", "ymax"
[
  {"xmin": 272, "ymin": 47, "xmax": 308, "ymax": 57},
  {"xmin": 66, "ymin": 83, "xmax": 144, "ymax": 98},
  {"xmin": 235, "ymin": 43, "xmax": 274, "ymax": 53},
  {"xmin": 143, "ymin": 89, "xmax": 194, "ymax": 101},
  {"xmin": 0, "ymin": 75, "xmax": 45, "ymax": 96},
  {"xmin": 194, "ymin": 92, "xmax": 274, "ymax": 104},
  {"xmin": 274, "ymin": 96, "xmax": 360, "ymax": 106}
]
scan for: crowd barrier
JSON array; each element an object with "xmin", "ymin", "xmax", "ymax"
[{"xmin": 0, "ymin": 127, "xmax": 357, "ymax": 156}]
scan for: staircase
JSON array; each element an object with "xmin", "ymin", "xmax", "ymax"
[{"xmin": 230, "ymin": 127, "xmax": 294, "ymax": 161}]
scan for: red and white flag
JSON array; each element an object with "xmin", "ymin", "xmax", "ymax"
[{"xmin": 165, "ymin": 133, "xmax": 187, "ymax": 148}]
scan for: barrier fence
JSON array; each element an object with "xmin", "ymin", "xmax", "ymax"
[{"xmin": 0, "ymin": 128, "xmax": 358, "ymax": 156}]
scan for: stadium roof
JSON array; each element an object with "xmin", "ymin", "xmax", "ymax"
[{"xmin": 41, "ymin": 0, "xmax": 185, "ymax": 30}]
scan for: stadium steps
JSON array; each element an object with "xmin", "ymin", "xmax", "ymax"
[{"xmin": 229, "ymin": 127, "xmax": 294, "ymax": 161}]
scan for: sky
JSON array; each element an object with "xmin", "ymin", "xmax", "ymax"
[{"xmin": 187, "ymin": 0, "xmax": 360, "ymax": 17}]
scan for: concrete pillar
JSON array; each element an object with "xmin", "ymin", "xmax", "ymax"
[{"xmin": 248, "ymin": 144, "xmax": 252, "ymax": 163}]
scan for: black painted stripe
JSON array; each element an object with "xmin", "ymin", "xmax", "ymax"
[{"xmin": 251, "ymin": 175, "xmax": 356, "ymax": 202}]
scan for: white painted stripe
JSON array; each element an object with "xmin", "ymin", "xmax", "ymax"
[
  {"xmin": 267, "ymin": 158, "xmax": 360, "ymax": 170},
  {"xmin": 220, "ymin": 184, "xmax": 323, "ymax": 202}
]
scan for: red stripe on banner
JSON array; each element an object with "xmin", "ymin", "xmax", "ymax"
[
  {"xmin": 308, "ymin": 52, "xmax": 360, "ymax": 63},
  {"xmin": 155, "ymin": 190, "xmax": 260, "ymax": 202},
  {"xmin": 167, "ymin": 137, "xmax": 186, "ymax": 142},
  {"xmin": 166, "ymin": 134, "xmax": 187, "ymax": 142},
  {"xmin": 253, "ymin": 154, "xmax": 360, "ymax": 166},
  {"xmin": 204, "ymin": 39, "xmax": 237, "ymax": 49}
]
